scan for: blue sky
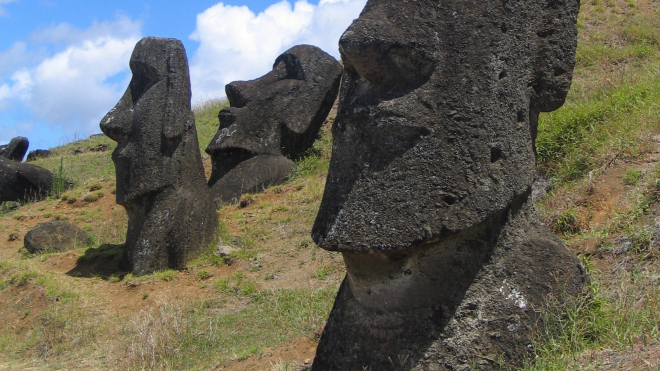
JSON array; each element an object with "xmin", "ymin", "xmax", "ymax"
[{"xmin": 0, "ymin": 0, "xmax": 365, "ymax": 151}]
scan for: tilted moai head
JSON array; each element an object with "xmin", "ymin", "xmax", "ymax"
[
  {"xmin": 311, "ymin": 0, "xmax": 585, "ymax": 369},
  {"xmin": 0, "ymin": 137, "xmax": 29, "ymax": 162},
  {"xmin": 206, "ymin": 45, "xmax": 342, "ymax": 204},
  {"xmin": 100, "ymin": 37, "xmax": 217, "ymax": 275}
]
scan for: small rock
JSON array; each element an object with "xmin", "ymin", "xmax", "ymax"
[
  {"xmin": 217, "ymin": 244, "xmax": 237, "ymax": 257},
  {"xmin": 654, "ymin": 216, "xmax": 660, "ymax": 239},
  {"xmin": 2, "ymin": 201, "xmax": 20, "ymax": 211},
  {"xmin": 24, "ymin": 221, "xmax": 90, "ymax": 254},
  {"xmin": 572, "ymin": 238, "xmax": 600, "ymax": 255},
  {"xmin": 89, "ymin": 144, "xmax": 109, "ymax": 152},
  {"xmin": 26, "ymin": 149, "xmax": 51, "ymax": 162},
  {"xmin": 613, "ymin": 236, "xmax": 633, "ymax": 255}
]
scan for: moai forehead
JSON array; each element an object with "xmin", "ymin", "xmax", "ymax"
[
  {"xmin": 100, "ymin": 37, "xmax": 195, "ymax": 204},
  {"xmin": 312, "ymin": 0, "xmax": 579, "ymax": 252}
]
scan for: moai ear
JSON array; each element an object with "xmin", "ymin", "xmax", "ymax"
[
  {"xmin": 161, "ymin": 43, "xmax": 192, "ymax": 152},
  {"xmin": 529, "ymin": 0, "xmax": 580, "ymax": 146},
  {"xmin": 274, "ymin": 53, "xmax": 306, "ymax": 80}
]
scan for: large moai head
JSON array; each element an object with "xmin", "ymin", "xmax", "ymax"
[
  {"xmin": 100, "ymin": 37, "xmax": 217, "ymax": 275},
  {"xmin": 312, "ymin": 0, "xmax": 579, "ymax": 253},
  {"xmin": 311, "ymin": 0, "xmax": 585, "ymax": 369},
  {"xmin": 206, "ymin": 45, "xmax": 342, "ymax": 204},
  {"xmin": 101, "ymin": 37, "xmax": 198, "ymax": 204}
]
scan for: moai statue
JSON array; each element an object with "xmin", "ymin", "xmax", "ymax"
[
  {"xmin": 311, "ymin": 0, "xmax": 587, "ymax": 369},
  {"xmin": 206, "ymin": 45, "xmax": 342, "ymax": 204},
  {"xmin": 0, "ymin": 156, "xmax": 52, "ymax": 203},
  {"xmin": 100, "ymin": 37, "xmax": 217, "ymax": 275},
  {"xmin": 0, "ymin": 136, "xmax": 29, "ymax": 162}
]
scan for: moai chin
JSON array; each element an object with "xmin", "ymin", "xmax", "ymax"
[
  {"xmin": 311, "ymin": 0, "xmax": 587, "ymax": 369},
  {"xmin": 206, "ymin": 45, "xmax": 342, "ymax": 204},
  {"xmin": 100, "ymin": 37, "xmax": 217, "ymax": 275}
]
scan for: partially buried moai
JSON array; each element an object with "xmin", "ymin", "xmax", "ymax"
[
  {"xmin": 311, "ymin": 0, "xmax": 586, "ymax": 369},
  {"xmin": 100, "ymin": 37, "xmax": 217, "ymax": 275},
  {"xmin": 206, "ymin": 45, "xmax": 342, "ymax": 204}
]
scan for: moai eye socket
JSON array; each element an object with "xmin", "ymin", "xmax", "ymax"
[{"xmin": 129, "ymin": 62, "xmax": 160, "ymax": 105}]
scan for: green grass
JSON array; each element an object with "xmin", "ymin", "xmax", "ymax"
[
  {"xmin": 31, "ymin": 135, "xmax": 116, "ymax": 187},
  {"xmin": 193, "ymin": 99, "xmax": 229, "ymax": 156},
  {"xmin": 123, "ymin": 288, "xmax": 335, "ymax": 370},
  {"xmin": 529, "ymin": 0, "xmax": 660, "ymax": 368},
  {"xmin": 622, "ymin": 168, "xmax": 644, "ymax": 186},
  {"xmin": 527, "ymin": 257, "xmax": 660, "ymax": 370},
  {"xmin": 536, "ymin": 64, "xmax": 660, "ymax": 182}
]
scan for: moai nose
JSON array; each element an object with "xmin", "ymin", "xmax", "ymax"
[{"xmin": 100, "ymin": 89, "xmax": 133, "ymax": 142}]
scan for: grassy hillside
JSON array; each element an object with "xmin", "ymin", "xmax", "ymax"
[{"xmin": 1, "ymin": 0, "xmax": 659, "ymax": 369}]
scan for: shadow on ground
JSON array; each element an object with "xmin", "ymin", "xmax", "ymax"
[{"xmin": 67, "ymin": 243, "xmax": 126, "ymax": 278}]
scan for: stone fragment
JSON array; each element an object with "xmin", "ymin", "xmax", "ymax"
[
  {"xmin": 26, "ymin": 149, "xmax": 52, "ymax": 162},
  {"xmin": 24, "ymin": 221, "xmax": 90, "ymax": 254},
  {"xmin": 206, "ymin": 45, "xmax": 342, "ymax": 204},
  {"xmin": 100, "ymin": 37, "xmax": 218, "ymax": 275},
  {"xmin": 310, "ymin": 0, "xmax": 587, "ymax": 369},
  {"xmin": 0, "ymin": 157, "xmax": 53, "ymax": 203},
  {"xmin": 0, "ymin": 137, "xmax": 29, "ymax": 162}
]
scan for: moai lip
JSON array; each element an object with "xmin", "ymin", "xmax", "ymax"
[
  {"xmin": 206, "ymin": 45, "xmax": 342, "ymax": 204},
  {"xmin": 100, "ymin": 37, "xmax": 217, "ymax": 276},
  {"xmin": 311, "ymin": 0, "xmax": 587, "ymax": 369}
]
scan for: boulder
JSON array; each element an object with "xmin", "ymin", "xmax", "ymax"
[
  {"xmin": 24, "ymin": 221, "xmax": 90, "ymax": 253},
  {"xmin": 0, "ymin": 136, "xmax": 29, "ymax": 162},
  {"xmin": 206, "ymin": 45, "xmax": 342, "ymax": 204},
  {"xmin": 26, "ymin": 149, "xmax": 52, "ymax": 162},
  {"xmin": 0, "ymin": 157, "xmax": 53, "ymax": 202},
  {"xmin": 100, "ymin": 37, "xmax": 218, "ymax": 275},
  {"xmin": 310, "ymin": 0, "xmax": 587, "ymax": 369}
]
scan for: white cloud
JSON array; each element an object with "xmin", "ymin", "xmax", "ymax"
[
  {"xmin": 27, "ymin": 36, "xmax": 138, "ymax": 128},
  {"xmin": 189, "ymin": 0, "xmax": 365, "ymax": 102},
  {"xmin": 0, "ymin": 17, "xmax": 141, "ymax": 142},
  {"xmin": 30, "ymin": 16, "xmax": 141, "ymax": 45},
  {"xmin": 0, "ymin": 0, "xmax": 15, "ymax": 17}
]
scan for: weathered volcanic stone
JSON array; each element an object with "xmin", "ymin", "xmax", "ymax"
[
  {"xmin": 310, "ymin": 0, "xmax": 587, "ymax": 369},
  {"xmin": 24, "ymin": 221, "xmax": 90, "ymax": 254},
  {"xmin": 206, "ymin": 45, "xmax": 342, "ymax": 204},
  {"xmin": 26, "ymin": 149, "xmax": 52, "ymax": 162},
  {"xmin": 0, "ymin": 157, "xmax": 52, "ymax": 202},
  {"xmin": 0, "ymin": 137, "xmax": 29, "ymax": 162},
  {"xmin": 100, "ymin": 37, "xmax": 217, "ymax": 276}
]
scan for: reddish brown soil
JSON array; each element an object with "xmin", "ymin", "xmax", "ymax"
[{"xmin": 562, "ymin": 145, "xmax": 660, "ymax": 369}]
